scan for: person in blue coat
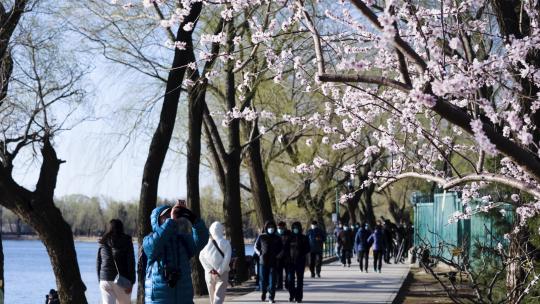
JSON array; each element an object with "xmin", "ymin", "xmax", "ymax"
[
  {"xmin": 354, "ymin": 223, "xmax": 371, "ymax": 272},
  {"xmin": 307, "ymin": 220, "xmax": 326, "ymax": 278},
  {"xmin": 367, "ymin": 222, "xmax": 385, "ymax": 273},
  {"xmin": 143, "ymin": 200, "xmax": 209, "ymax": 304}
]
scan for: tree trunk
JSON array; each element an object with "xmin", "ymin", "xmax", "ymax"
[
  {"xmin": 187, "ymin": 72, "xmax": 208, "ymax": 297},
  {"xmin": 0, "ymin": 219, "xmax": 3, "ymax": 304},
  {"xmin": 136, "ymin": 3, "xmax": 203, "ymax": 303},
  {"xmin": 30, "ymin": 206, "xmax": 88, "ymax": 304},
  {"xmin": 245, "ymin": 122, "xmax": 274, "ymax": 228},
  {"xmin": 362, "ymin": 185, "xmax": 376, "ymax": 227},
  {"xmin": 223, "ymin": 19, "xmax": 248, "ymax": 281},
  {"xmin": 506, "ymin": 227, "xmax": 526, "ymax": 302},
  {"xmin": 0, "ymin": 142, "xmax": 88, "ymax": 303}
]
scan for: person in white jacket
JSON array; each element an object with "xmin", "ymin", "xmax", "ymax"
[{"xmin": 199, "ymin": 221, "xmax": 232, "ymax": 304}]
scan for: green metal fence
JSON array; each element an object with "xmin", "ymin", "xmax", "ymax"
[{"xmin": 413, "ymin": 191, "xmax": 514, "ymax": 259}]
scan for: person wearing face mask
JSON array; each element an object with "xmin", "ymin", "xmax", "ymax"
[
  {"xmin": 254, "ymin": 221, "xmax": 283, "ymax": 303},
  {"xmin": 337, "ymin": 224, "xmax": 354, "ymax": 267},
  {"xmin": 368, "ymin": 222, "xmax": 386, "ymax": 273},
  {"xmin": 355, "ymin": 223, "xmax": 372, "ymax": 272},
  {"xmin": 307, "ymin": 220, "xmax": 326, "ymax": 278},
  {"xmin": 285, "ymin": 222, "xmax": 310, "ymax": 303},
  {"xmin": 199, "ymin": 222, "xmax": 232, "ymax": 304},
  {"xmin": 143, "ymin": 200, "xmax": 209, "ymax": 304},
  {"xmin": 276, "ymin": 221, "xmax": 291, "ymax": 290}
]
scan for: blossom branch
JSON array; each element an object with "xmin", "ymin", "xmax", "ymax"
[{"xmin": 378, "ymin": 172, "xmax": 540, "ymax": 198}]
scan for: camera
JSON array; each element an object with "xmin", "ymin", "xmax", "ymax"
[{"xmin": 164, "ymin": 265, "xmax": 180, "ymax": 288}]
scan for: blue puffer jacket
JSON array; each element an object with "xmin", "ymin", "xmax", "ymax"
[
  {"xmin": 354, "ymin": 228, "xmax": 371, "ymax": 252},
  {"xmin": 367, "ymin": 228, "xmax": 385, "ymax": 251},
  {"xmin": 143, "ymin": 206, "xmax": 209, "ymax": 304}
]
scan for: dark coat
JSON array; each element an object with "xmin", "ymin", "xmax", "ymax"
[
  {"xmin": 354, "ymin": 227, "xmax": 372, "ymax": 252},
  {"xmin": 337, "ymin": 230, "xmax": 354, "ymax": 251},
  {"xmin": 97, "ymin": 234, "xmax": 136, "ymax": 284},
  {"xmin": 286, "ymin": 233, "xmax": 311, "ymax": 265},
  {"xmin": 307, "ymin": 227, "xmax": 326, "ymax": 253},
  {"xmin": 368, "ymin": 228, "xmax": 386, "ymax": 251},
  {"xmin": 255, "ymin": 223, "xmax": 283, "ymax": 267},
  {"xmin": 278, "ymin": 229, "xmax": 292, "ymax": 264}
]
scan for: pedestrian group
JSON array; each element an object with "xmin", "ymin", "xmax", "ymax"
[{"xmin": 89, "ymin": 199, "xmax": 411, "ymax": 304}]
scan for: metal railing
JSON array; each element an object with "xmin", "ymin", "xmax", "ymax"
[{"xmin": 323, "ymin": 235, "xmax": 337, "ymax": 258}]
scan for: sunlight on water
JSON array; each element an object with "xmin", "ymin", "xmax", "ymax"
[{"xmin": 3, "ymin": 240, "xmax": 253, "ymax": 304}]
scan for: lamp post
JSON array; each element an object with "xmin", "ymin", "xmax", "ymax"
[{"xmin": 335, "ymin": 180, "xmax": 339, "ymax": 223}]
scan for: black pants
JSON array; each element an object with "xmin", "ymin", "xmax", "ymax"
[
  {"xmin": 260, "ymin": 264, "xmax": 277, "ymax": 300},
  {"xmin": 276, "ymin": 261, "xmax": 287, "ymax": 289},
  {"xmin": 373, "ymin": 250, "xmax": 383, "ymax": 272},
  {"xmin": 340, "ymin": 249, "xmax": 352, "ymax": 265},
  {"xmin": 358, "ymin": 250, "xmax": 369, "ymax": 271},
  {"xmin": 309, "ymin": 252, "xmax": 322, "ymax": 276},
  {"xmin": 287, "ymin": 262, "xmax": 305, "ymax": 301},
  {"xmin": 384, "ymin": 245, "xmax": 392, "ymax": 263}
]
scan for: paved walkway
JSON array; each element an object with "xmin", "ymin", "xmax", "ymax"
[{"xmin": 224, "ymin": 259, "xmax": 410, "ymax": 304}]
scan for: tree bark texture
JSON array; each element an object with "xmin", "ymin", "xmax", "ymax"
[
  {"xmin": 0, "ymin": 140, "xmax": 87, "ymax": 303},
  {"xmin": 136, "ymin": 3, "xmax": 203, "ymax": 302},
  {"xmin": 245, "ymin": 122, "xmax": 274, "ymax": 228},
  {"xmin": 223, "ymin": 19, "xmax": 248, "ymax": 281}
]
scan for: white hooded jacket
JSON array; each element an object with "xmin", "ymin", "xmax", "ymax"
[{"xmin": 199, "ymin": 221, "xmax": 232, "ymax": 275}]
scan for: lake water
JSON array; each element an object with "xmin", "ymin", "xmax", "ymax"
[{"xmin": 3, "ymin": 239, "xmax": 254, "ymax": 304}]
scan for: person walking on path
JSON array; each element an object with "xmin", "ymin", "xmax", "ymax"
[
  {"xmin": 382, "ymin": 219, "xmax": 396, "ymax": 263},
  {"xmin": 143, "ymin": 200, "xmax": 209, "ymax": 304},
  {"xmin": 97, "ymin": 219, "xmax": 135, "ymax": 304},
  {"xmin": 307, "ymin": 220, "xmax": 326, "ymax": 278},
  {"xmin": 355, "ymin": 223, "xmax": 371, "ymax": 272},
  {"xmin": 333, "ymin": 222, "xmax": 343, "ymax": 258},
  {"xmin": 368, "ymin": 222, "xmax": 386, "ymax": 273},
  {"xmin": 199, "ymin": 221, "xmax": 232, "ymax": 304},
  {"xmin": 286, "ymin": 222, "xmax": 310, "ymax": 303},
  {"xmin": 276, "ymin": 221, "xmax": 291, "ymax": 290},
  {"xmin": 255, "ymin": 220, "xmax": 283, "ymax": 303},
  {"xmin": 337, "ymin": 224, "xmax": 354, "ymax": 267}
]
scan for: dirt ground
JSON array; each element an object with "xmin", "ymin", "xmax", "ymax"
[{"xmin": 394, "ymin": 266, "xmax": 454, "ymax": 304}]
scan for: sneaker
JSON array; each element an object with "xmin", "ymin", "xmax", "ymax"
[
  {"xmin": 317, "ymin": 273, "xmax": 321, "ymax": 278},
  {"xmin": 289, "ymin": 298, "xmax": 295, "ymax": 302},
  {"xmin": 360, "ymin": 269, "xmax": 363, "ymax": 272},
  {"xmin": 296, "ymin": 300, "xmax": 303, "ymax": 303},
  {"xmin": 311, "ymin": 273, "xmax": 315, "ymax": 278},
  {"xmin": 269, "ymin": 300, "xmax": 275, "ymax": 303}
]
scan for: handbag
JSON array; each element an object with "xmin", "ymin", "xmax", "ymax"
[{"xmin": 110, "ymin": 246, "xmax": 132, "ymax": 289}]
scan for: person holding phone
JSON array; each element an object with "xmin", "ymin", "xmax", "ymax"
[{"xmin": 143, "ymin": 199, "xmax": 209, "ymax": 304}]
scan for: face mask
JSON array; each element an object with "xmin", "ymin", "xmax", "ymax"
[
  {"xmin": 267, "ymin": 228, "xmax": 275, "ymax": 234},
  {"xmin": 293, "ymin": 228, "xmax": 300, "ymax": 234},
  {"xmin": 339, "ymin": 225, "xmax": 343, "ymax": 228},
  {"xmin": 277, "ymin": 228, "xmax": 284, "ymax": 235},
  {"xmin": 344, "ymin": 226, "xmax": 349, "ymax": 231},
  {"xmin": 311, "ymin": 225, "xmax": 316, "ymax": 229}
]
